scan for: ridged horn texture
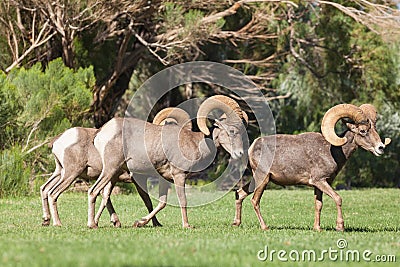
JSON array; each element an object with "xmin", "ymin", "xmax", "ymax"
[
  {"xmin": 242, "ymin": 111, "xmax": 249, "ymax": 126},
  {"xmin": 197, "ymin": 95, "xmax": 243, "ymax": 136},
  {"xmin": 152, "ymin": 107, "xmax": 192, "ymax": 130},
  {"xmin": 215, "ymin": 110, "xmax": 248, "ymax": 125},
  {"xmin": 359, "ymin": 104, "xmax": 377, "ymax": 123},
  {"xmin": 321, "ymin": 104, "xmax": 368, "ymax": 146}
]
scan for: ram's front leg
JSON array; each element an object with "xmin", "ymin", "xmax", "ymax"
[
  {"xmin": 232, "ymin": 180, "xmax": 254, "ymax": 227},
  {"xmin": 88, "ymin": 170, "xmax": 116, "ymax": 229},
  {"xmin": 133, "ymin": 177, "xmax": 169, "ymax": 227},
  {"xmin": 173, "ymin": 173, "xmax": 192, "ymax": 229},
  {"xmin": 132, "ymin": 176, "xmax": 162, "ymax": 227},
  {"xmin": 314, "ymin": 180, "xmax": 344, "ymax": 231}
]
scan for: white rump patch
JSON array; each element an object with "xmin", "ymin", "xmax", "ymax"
[
  {"xmin": 94, "ymin": 119, "xmax": 120, "ymax": 157},
  {"xmin": 52, "ymin": 128, "xmax": 80, "ymax": 165}
]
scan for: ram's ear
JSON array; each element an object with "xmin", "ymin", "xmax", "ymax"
[
  {"xmin": 346, "ymin": 122, "xmax": 370, "ymax": 136},
  {"xmin": 214, "ymin": 119, "xmax": 223, "ymax": 129},
  {"xmin": 346, "ymin": 122, "xmax": 358, "ymax": 133},
  {"xmin": 214, "ymin": 119, "xmax": 230, "ymax": 131},
  {"xmin": 212, "ymin": 128, "xmax": 221, "ymax": 146}
]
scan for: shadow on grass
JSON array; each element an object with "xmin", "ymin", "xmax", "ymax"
[
  {"xmin": 269, "ymin": 225, "xmax": 313, "ymax": 231},
  {"xmin": 335, "ymin": 226, "xmax": 400, "ymax": 233}
]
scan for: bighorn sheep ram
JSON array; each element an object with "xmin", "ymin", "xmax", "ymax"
[
  {"xmin": 40, "ymin": 127, "xmax": 162, "ymax": 227},
  {"xmin": 89, "ymin": 107, "xmax": 194, "ymax": 225},
  {"xmin": 88, "ymin": 95, "xmax": 247, "ymax": 228},
  {"xmin": 40, "ymin": 108, "xmax": 188, "ymax": 227},
  {"xmin": 232, "ymin": 103, "xmax": 391, "ymax": 231}
]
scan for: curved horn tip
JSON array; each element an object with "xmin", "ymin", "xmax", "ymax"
[
  {"xmin": 242, "ymin": 111, "xmax": 249, "ymax": 126},
  {"xmin": 330, "ymin": 136, "xmax": 347, "ymax": 147},
  {"xmin": 198, "ymin": 116, "xmax": 210, "ymax": 136},
  {"xmin": 153, "ymin": 107, "xmax": 191, "ymax": 130}
]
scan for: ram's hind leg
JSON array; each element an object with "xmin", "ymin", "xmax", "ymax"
[
  {"xmin": 48, "ymin": 169, "xmax": 81, "ymax": 226},
  {"xmin": 94, "ymin": 181, "xmax": 121, "ymax": 227},
  {"xmin": 88, "ymin": 169, "xmax": 118, "ymax": 229},
  {"xmin": 313, "ymin": 187, "xmax": 323, "ymax": 231},
  {"xmin": 40, "ymin": 160, "xmax": 62, "ymax": 226}
]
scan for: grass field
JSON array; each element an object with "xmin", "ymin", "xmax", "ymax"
[{"xmin": 0, "ymin": 189, "xmax": 399, "ymax": 267}]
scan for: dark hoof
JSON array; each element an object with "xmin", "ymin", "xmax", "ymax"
[
  {"xmin": 113, "ymin": 221, "xmax": 122, "ymax": 228},
  {"xmin": 88, "ymin": 224, "xmax": 98, "ymax": 229},
  {"xmin": 152, "ymin": 220, "xmax": 163, "ymax": 227},
  {"xmin": 42, "ymin": 219, "xmax": 50, "ymax": 226}
]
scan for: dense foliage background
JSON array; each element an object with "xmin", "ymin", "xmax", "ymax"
[{"xmin": 0, "ymin": 1, "xmax": 399, "ymax": 196}]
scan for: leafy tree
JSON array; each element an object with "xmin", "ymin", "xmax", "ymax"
[
  {"xmin": 268, "ymin": 3, "xmax": 400, "ymax": 187},
  {"xmin": 2, "ymin": 1, "xmax": 397, "ymax": 126},
  {"xmin": 0, "ymin": 1, "xmax": 399, "ymax": 190}
]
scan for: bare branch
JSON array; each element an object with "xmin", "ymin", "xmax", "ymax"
[
  {"xmin": 24, "ymin": 139, "xmax": 50, "ymax": 154},
  {"xmin": 5, "ymin": 20, "xmax": 56, "ymax": 73},
  {"xmin": 265, "ymin": 92, "xmax": 291, "ymax": 101},
  {"xmin": 200, "ymin": 2, "xmax": 243, "ymax": 24},
  {"xmin": 131, "ymin": 29, "xmax": 170, "ymax": 65},
  {"xmin": 318, "ymin": 0, "xmax": 400, "ymax": 37}
]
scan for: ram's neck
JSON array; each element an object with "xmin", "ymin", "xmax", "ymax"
[
  {"xmin": 341, "ymin": 131, "xmax": 358, "ymax": 159},
  {"xmin": 193, "ymin": 131, "xmax": 217, "ymax": 159},
  {"xmin": 329, "ymin": 131, "xmax": 358, "ymax": 173},
  {"xmin": 167, "ymin": 130, "xmax": 216, "ymax": 172}
]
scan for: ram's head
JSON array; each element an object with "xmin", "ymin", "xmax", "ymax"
[{"xmin": 321, "ymin": 103, "xmax": 391, "ymax": 156}]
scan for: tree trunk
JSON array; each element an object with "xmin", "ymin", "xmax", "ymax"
[
  {"xmin": 91, "ymin": 44, "xmax": 146, "ymax": 127},
  {"xmin": 61, "ymin": 36, "xmax": 74, "ymax": 68},
  {"xmin": 92, "ymin": 69, "xmax": 135, "ymax": 127}
]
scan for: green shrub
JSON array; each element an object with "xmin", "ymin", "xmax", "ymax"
[
  {"xmin": 0, "ymin": 58, "xmax": 95, "ymax": 197},
  {"xmin": 0, "ymin": 146, "xmax": 31, "ymax": 197}
]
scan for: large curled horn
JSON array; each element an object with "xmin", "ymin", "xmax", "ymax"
[
  {"xmin": 321, "ymin": 104, "xmax": 368, "ymax": 146},
  {"xmin": 197, "ymin": 95, "xmax": 243, "ymax": 136},
  {"xmin": 359, "ymin": 104, "xmax": 377, "ymax": 123},
  {"xmin": 153, "ymin": 107, "xmax": 192, "ymax": 130},
  {"xmin": 216, "ymin": 110, "xmax": 248, "ymax": 125},
  {"xmin": 242, "ymin": 110, "xmax": 249, "ymax": 126}
]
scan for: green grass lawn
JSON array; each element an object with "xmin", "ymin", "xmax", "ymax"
[{"xmin": 0, "ymin": 189, "xmax": 399, "ymax": 267}]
